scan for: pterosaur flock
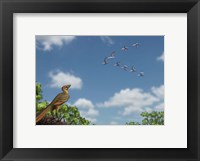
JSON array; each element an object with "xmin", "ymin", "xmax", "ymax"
[{"xmin": 102, "ymin": 42, "xmax": 144, "ymax": 77}]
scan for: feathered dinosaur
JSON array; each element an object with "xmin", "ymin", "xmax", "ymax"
[{"xmin": 36, "ymin": 84, "xmax": 71, "ymax": 123}]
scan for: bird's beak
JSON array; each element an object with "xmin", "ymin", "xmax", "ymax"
[{"xmin": 67, "ymin": 84, "xmax": 71, "ymax": 89}]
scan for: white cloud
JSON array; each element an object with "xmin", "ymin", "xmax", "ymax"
[
  {"xmin": 100, "ymin": 36, "xmax": 114, "ymax": 45},
  {"xmin": 97, "ymin": 85, "xmax": 164, "ymax": 116},
  {"xmin": 73, "ymin": 98, "xmax": 99, "ymax": 122},
  {"xmin": 36, "ymin": 36, "xmax": 76, "ymax": 51},
  {"xmin": 49, "ymin": 70, "xmax": 83, "ymax": 89},
  {"xmin": 98, "ymin": 88, "xmax": 159, "ymax": 108},
  {"xmin": 157, "ymin": 52, "xmax": 164, "ymax": 62},
  {"xmin": 150, "ymin": 85, "xmax": 164, "ymax": 111},
  {"xmin": 74, "ymin": 98, "xmax": 94, "ymax": 109},
  {"xmin": 155, "ymin": 103, "xmax": 164, "ymax": 110},
  {"xmin": 87, "ymin": 108, "xmax": 99, "ymax": 116},
  {"xmin": 151, "ymin": 85, "xmax": 164, "ymax": 99},
  {"xmin": 144, "ymin": 107, "xmax": 154, "ymax": 113}
]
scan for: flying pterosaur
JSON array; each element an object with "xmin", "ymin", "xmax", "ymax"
[
  {"xmin": 138, "ymin": 72, "xmax": 144, "ymax": 77},
  {"xmin": 102, "ymin": 52, "xmax": 115, "ymax": 65},
  {"xmin": 102, "ymin": 57, "xmax": 109, "ymax": 65},
  {"xmin": 110, "ymin": 51, "xmax": 116, "ymax": 58},
  {"xmin": 130, "ymin": 66, "xmax": 136, "ymax": 72},
  {"xmin": 121, "ymin": 65, "xmax": 129, "ymax": 71},
  {"xmin": 114, "ymin": 61, "xmax": 121, "ymax": 67},
  {"xmin": 107, "ymin": 51, "xmax": 116, "ymax": 59},
  {"xmin": 132, "ymin": 43, "xmax": 141, "ymax": 48},
  {"xmin": 121, "ymin": 46, "xmax": 128, "ymax": 52}
]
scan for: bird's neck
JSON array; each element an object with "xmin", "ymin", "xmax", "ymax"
[{"xmin": 62, "ymin": 89, "xmax": 69, "ymax": 95}]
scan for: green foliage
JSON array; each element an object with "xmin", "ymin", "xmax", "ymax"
[
  {"xmin": 36, "ymin": 83, "xmax": 42, "ymax": 101},
  {"xmin": 126, "ymin": 111, "xmax": 164, "ymax": 125},
  {"xmin": 47, "ymin": 104, "xmax": 91, "ymax": 125},
  {"xmin": 36, "ymin": 83, "xmax": 91, "ymax": 125},
  {"xmin": 36, "ymin": 83, "xmax": 47, "ymax": 112},
  {"xmin": 36, "ymin": 101, "xmax": 49, "ymax": 112}
]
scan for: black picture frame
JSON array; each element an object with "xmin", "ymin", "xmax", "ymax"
[{"xmin": 0, "ymin": 0, "xmax": 200, "ymax": 160}]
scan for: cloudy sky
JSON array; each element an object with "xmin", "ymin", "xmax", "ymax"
[{"xmin": 36, "ymin": 35, "xmax": 164, "ymax": 125}]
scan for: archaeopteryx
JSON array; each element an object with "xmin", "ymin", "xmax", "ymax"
[{"xmin": 36, "ymin": 84, "xmax": 71, "ymax": 123}]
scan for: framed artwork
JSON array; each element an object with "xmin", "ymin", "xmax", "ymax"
[
  {"xmin": 0, "ymin": 0, "xmax": 200, "ymax": 161},
  {"xmin": 35, "ymin": 35, "xmax": 164, "ymax": 126}
]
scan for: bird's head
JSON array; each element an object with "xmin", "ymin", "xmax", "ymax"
[{"xmin": 62, "ymin": 84, "xmax": 71, "ymax": 91}]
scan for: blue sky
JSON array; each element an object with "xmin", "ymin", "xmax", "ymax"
[{"xmin": 36, "ymin": 36, "xmax": 164, "ymax": 125}]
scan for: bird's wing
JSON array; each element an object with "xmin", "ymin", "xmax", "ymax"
[{"xmin": 50, "ymin": 93, "xmax": 69, "ymax": 106}]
